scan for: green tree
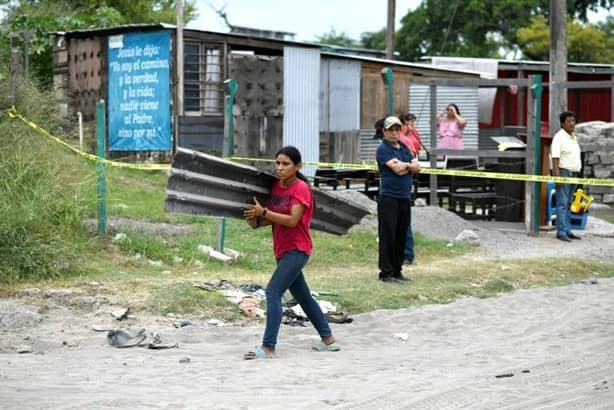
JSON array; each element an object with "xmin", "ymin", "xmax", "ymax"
[
  {"xmin": 360, "ymin": 29, "xmax": 386, "ymax": 51},
  {"xmin": 517, "ymin": 17, "xmax": 614, "ymax": 64},
  {"xmin": 517, "ymin": 16, "xmax": 613, "ymax": 63},
  {"xmin": 394, "ymin": 0, "xmax": 614, "ymax": 62},
  {"xmin": 0, "ymin": 0, "xmax": 197, "ymax": 86},
  {"xmin": 314, "ymin": 28, "xmax": 359, "ymax": 48}
]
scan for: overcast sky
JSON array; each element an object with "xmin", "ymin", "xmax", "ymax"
[{"xmin": 187, "ymin": 0, "xmax": 422, "ymax": 42}]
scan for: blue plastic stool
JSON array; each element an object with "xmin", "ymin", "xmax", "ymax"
[
  {"xmin": 545, "ymin": 182, "xmax": 556, "ymax": 226},
  {"xmin": 546, "ymin": 181, "xmax": 588, "ymax": 230}
]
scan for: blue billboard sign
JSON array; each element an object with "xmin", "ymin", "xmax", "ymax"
[{"xmin": 108, "ymin": 30, "xmax": 171, "ymax": 151}]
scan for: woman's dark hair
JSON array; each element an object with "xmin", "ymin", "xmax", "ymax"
[
  {"xmin": 448, "ymin": 103, "xmax": 461, "ymax": 116},
  {"xmin": 401, "ymin": 113, "xmax": 416, "ymax": 122},
  {"xmin": 559, "ymin": 111, "xmax": 576, "ymax": 125},
  {"xmin": 275, "ymin": 145, "xmax": 309, "ymax": 184}
]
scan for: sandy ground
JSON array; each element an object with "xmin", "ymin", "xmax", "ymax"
[
  {"xmin": 1, "ymin": 278, "xmax": 613, "ymax": 409},
  {"xmin": 2, "ymin": 206, "xmax": 614, "ymax": 409}
]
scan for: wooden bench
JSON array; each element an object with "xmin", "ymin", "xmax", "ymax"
[{"xmin": 314, "ymin": 168, "xmax": 380, "ymax": 199}]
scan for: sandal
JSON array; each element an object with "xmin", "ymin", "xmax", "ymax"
[
  {"xmin": 106, "ymin": 328, "xmax": 147, "ymax": 348},
  {"xmin": 244, "ymin": 346, "xmax": 277, "ymax": 360},
  {"xmin": 313, "ymin": 341, "xmax": 341, "ymax": 352}
]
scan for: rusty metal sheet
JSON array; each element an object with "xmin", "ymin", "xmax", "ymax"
[{"xmin": 164, "ymin": 148, "xmax": 370, "ymax": 235}]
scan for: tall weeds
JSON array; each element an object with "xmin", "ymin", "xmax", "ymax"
[{"xmin": 0, "ymin": 75, "xmax": 89, "ymax": 283}]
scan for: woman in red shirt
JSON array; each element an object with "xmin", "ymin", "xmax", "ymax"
[
  {"xmin": 243, "ymin": 146, "xmax": 340, "ymax": 359},
  {"xmin": 400, "ymin": 113, "xmax": 426, "ymax": 157}
]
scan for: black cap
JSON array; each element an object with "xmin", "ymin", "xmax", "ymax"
[{"xmin": 373, "ymin": 118, "xmax": 385, "ymax": 140}]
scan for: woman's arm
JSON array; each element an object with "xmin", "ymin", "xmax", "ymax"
[
  {"xmin": 451, "ymin": 106, "xmax": 467, "ymax": 128},
  {"xmin": 244, "ymin": 196, "xmax": 305, "ymax": 228}
]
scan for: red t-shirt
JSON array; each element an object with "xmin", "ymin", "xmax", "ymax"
[
  {"xmin": 269, "ymin": 179, "xmax": 313, "ymax": 259},
  {"xmin": 400, "ymin": 126, "xmax": 423, "ymax": 155}
]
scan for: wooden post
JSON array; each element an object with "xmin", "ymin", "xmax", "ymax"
[
  {"xmin": 549, "ymin": 0, "xmax": 567, "ymax": 131},
  {"xmin": 175, "ymin": 0, "xmax": 184, "ymax": 152},
  {"xmin": 429, "ymin": 80, "xmax": 438, "ymax": 207},
  {"xmin": 517, "ymin": 69, "xmax": 525, "ymax": 125},
  {"xmin": 386, "ymin": 0, "xmax": 395, "ymax": 60},
  {"xmin": 526, "ymin": 75, "xmax": 542, "ymax": 235},
  {"xmin": 23, "ymin": 30, "xmax": 31, "ymax": 78},
  {"xmin": 9, "ymin": 33, "xmax": 19, "ymax": 106},
  {"xmin": 96, "ymin": 100, "xmax": 107, "ymax": 235}
]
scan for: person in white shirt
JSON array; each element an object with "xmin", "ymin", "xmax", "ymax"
[{"xmin": 551, "ymin": 111, "xmax": 582, "ymax": 242}]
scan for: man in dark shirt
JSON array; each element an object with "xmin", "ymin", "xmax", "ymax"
[{"xmin": 375, "ymin": 116, "xmax": 421, "ymax": 283}]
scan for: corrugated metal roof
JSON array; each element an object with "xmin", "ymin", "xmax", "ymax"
[
  {"xmin": 164, "ymin": 148, "xmax": 371, "ymax": 235},
  {"xmin": 422, "ymin": 56, "xmax": 614, "ymax": 73},
  {"xmin": 54, "ymin": 24, "xmax": 321, "ymax": 49},
  {"xmin": 322, "ymin": 52, "xmax": 483, "ymax": 77}
]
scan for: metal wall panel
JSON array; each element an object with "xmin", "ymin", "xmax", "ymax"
[
  {"xmin": 177, "ymin": 115, "xmax": 224, "ymax": 153},
  {"xmin": 283, "ymin": 47, "xmax": 320, "ymax": 176},
  {"xmin": 359, "ymin": 129, "xmax": 380, "ymax": 162},
  {"xmin": 409, "ymin": 84, "xmax": 479, "ymax": 150},
  {"xmin": 319, "ymin": 58, "xmax": 361, "ymax": 132}
]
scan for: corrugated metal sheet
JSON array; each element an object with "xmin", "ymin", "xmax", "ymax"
[
  {"xmin": 409, "ymin": 84, "xmax": 479, "ymax": 150},
  {"xmin": 359, "ymin": 129, "xmax": 380, "ymax": 162},
  {"xmin": 283, "ymin": 47, "xmax": 320, "ymax": 176},
  {"xmin": 164, "ymin": 148, "xmax": 370, "ymax": 235},
  {"xmin": 319, "ymin": 59, "xmax": 361, "ymax": 132}
]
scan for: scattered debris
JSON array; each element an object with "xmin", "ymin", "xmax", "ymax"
[
  {"xmin": 207, "ymin": 318, "xmax": 226, "ymax": 327},
  {"xmin": 62, "ymin": 340, "xmax": 80, "ymax": 348},
  {"xmin": 107, "ymin": 328, "xmax": 146, "ymax": 347},
  {"xmin": 42, "ymin": 289, "xmax": 73, "ymax": 299},
  {"xmin": 111, "ymin": 308, "xmax": 131, "ymax": 321},
  {"xmin": 193, "ymin": 279, "xmax": 233, "ymax": 291},
  {"xmin": 393, "ymin": 333, "xmax": 409, "ymax": 341},
  {"xmin": 454, "ymin": 229, "xmax": 480, "ymax": 246},
  {"xmin": 495, "ymin": 373, "xmax": 514, "ymax": 378},
  {"xmin": 238, "ymin": 296, "xmax": 264, "ymax": 317},
  {"xmin": 105, "ymin": 328, "xmax": 177, "ymax": 349},
  {"xmin": 17, "ymin": 346, "xmax": 32, "ymax": 354},
  {"xmin": 573, "ymin": 278, "xmax": 599, "ymax": 285},
  {"xmin": 197, "ymin": 245, "xmax": 240, "ymax": 264},
  {"xmin": 312, "ymin": 290, "xmax": 339, "ymax": 297},
  {"xmin": 173, "ymin": 319, "xmax": 191, "ymax": 328},
  {"xmin": 18, "ymin": 288, "xmax": 41, "ymax": 297},
  {"xmin": 112, "ymin": 232, "xmax": 127, "ymax": 243},
  {"xmin": 325, "ymin": 312, "xmax": 353, "ymax": 324}
]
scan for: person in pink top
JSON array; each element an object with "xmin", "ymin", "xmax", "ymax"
[
  {"xmin": 436, "ymin": 103, "xmax": 467, "ymax": 150},
  {"xmin": 243, "ymin": 146, "xmax": 340, "ymax": 359}
]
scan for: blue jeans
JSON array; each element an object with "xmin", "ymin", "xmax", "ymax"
[
  {"xmin": 263, "ymin": 250, "xmax": 332, "ymax": 350},
  {"xmin": 555, "ymin": 168, "xmax": 577, "ymax": 237},
  {"xmin": 404, "ymin": 203, "xmax": 414, "ymax": 264}
]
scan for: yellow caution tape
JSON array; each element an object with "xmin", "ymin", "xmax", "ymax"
[
  {"xmin": 7, "ymin": 107, "xmax": 170, "ymax": 171},
  {"xmin": 9, "ymin": 105, "xmax": 611, "ymax": 186},
  {"xmin": 230, "ymin": 156, "xmax": 614, "ymax": 187}
]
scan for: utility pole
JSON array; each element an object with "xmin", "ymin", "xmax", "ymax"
[
  {"xmin": 386, "ymin": 0, "xmax": 395, "ymax": 60},
  {"xmin": 176, "ymin": 0, "xmax": 184, "ymax": 117},
  {"xmin": 549, "ymin": 0, "xmax": 567, "ymax": 132}
]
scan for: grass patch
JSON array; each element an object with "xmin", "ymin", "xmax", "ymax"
[
  {"xmin": 144, "ymin": 283, "xmax": 242, "ymax": 321},
  {"xmin": 1, "ymin": 72, "xmax": 613, "ymax": 320}
]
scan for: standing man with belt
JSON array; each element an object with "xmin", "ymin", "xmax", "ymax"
[{"xmin": 551, "ymin": 111, "xmax": 582, "ymax": 242}]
